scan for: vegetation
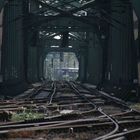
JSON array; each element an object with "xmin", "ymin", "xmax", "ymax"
[
  {"xmin": 11, "ymin": 111, "xmax": 44, "ymax": 121},
  {"xmin": 130, "ymin": 103, "xmax": 140, "ymax": 111}
]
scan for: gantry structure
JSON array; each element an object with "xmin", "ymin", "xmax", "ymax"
[{"xmin": 0, "ymin": 0, "xmax": 140, "ymax": 95}]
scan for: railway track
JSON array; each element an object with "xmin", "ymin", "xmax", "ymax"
[{"xmin": 0, "ymin": 81, "xmax": 140, "ymax": 139}]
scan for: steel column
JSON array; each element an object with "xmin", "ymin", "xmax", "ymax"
[
  {"xmin": 1, "ymin": 0, "xmax": 24, "ymax": 83},
  {"xmin": 86, "ymin": 32, "xmax": 103, "ymax": 85},
  {"xmin": 107, "ymin": 0, "xmax": 137, "ymax": 85}
]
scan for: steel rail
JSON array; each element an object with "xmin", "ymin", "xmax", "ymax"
[
  {"xmin": 94, "ymin": 108, "xmax": 119, "ymax": 140},
  {"xmin": 0, "ymin": 81, "xmax": 140, "ymax": 139},
  {"xmin": 69, "ymin": 82, "xmax": 120, "ymax": 140},
  {"xmin": 103, "ymin": 127, "xmax": 140, "ymax": 140},
  {"xmin": 48, "ymin": 81, "xmax": 57, "ymax": 104}
]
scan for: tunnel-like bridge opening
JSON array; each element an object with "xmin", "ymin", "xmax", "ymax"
[
  {"xmin": 1, "ymin": 0, "xmax": 140, "ymax": 139},
  {"xmin": 0, "ymin": 0, "xmax": 139, "ymax": 97},
  {"xmin": 44, "ymin": 52, "xmax": 79, "ymax": 81}
]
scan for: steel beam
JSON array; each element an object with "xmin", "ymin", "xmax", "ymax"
[
  {"xmin": 39, "ymin": 27, "xmax": 93, "ymax": 32},
  {"xmin": 35, "ymin": 0, "xmax": 96, "ymax": 15},
  {"xmin": 0, "ymin": 0, "xmax": 6, "ymax": 12},
  {"xmin": 44, "ymin": 39, "xmax": 86, "ymax": 43},
  {"xmin": 35, "ymin": 15, "xmax": 98, "ymax": 24},
  {"xmin": 138, "ymin": 19, "xmax": 140, "ymax": 85},
  {"xmin": 31, "ymin": 0, "xmax": 100, "ymax": 37},
  {"xmin": 45, "ymin": 47, "xmax": 80, "ymax": 53}
]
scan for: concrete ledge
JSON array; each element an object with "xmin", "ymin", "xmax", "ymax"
[{"xmin": 0, "ymin": 81, "xmax": 28, "ymax": 96}]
